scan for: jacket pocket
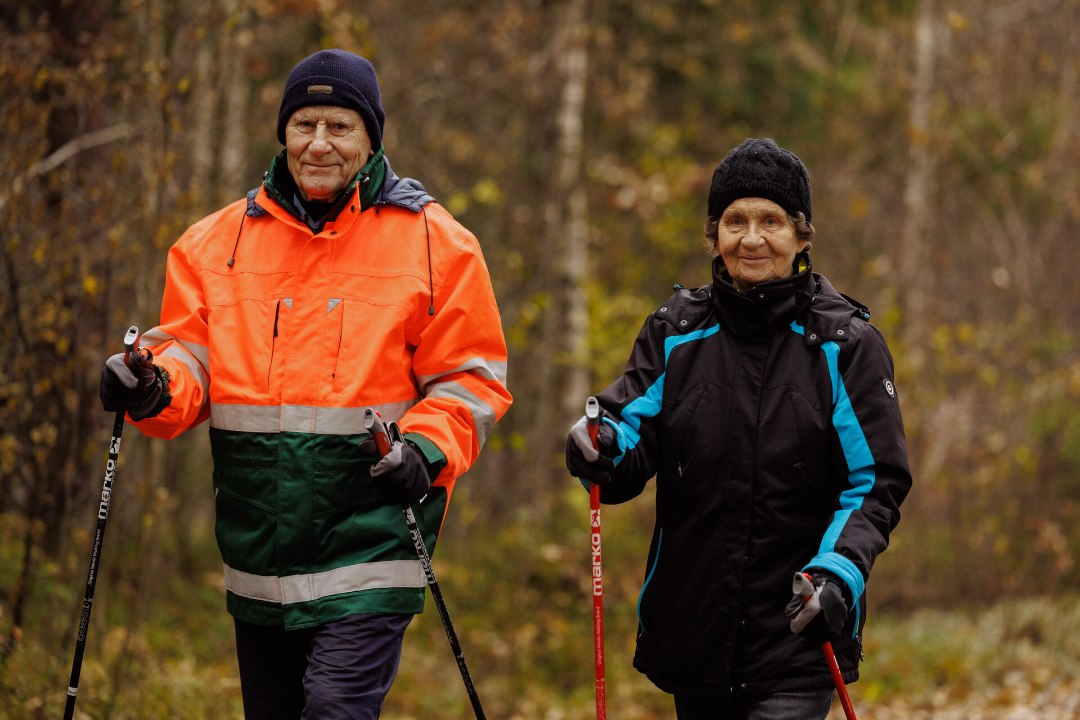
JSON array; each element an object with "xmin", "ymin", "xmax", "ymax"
[
  {"xmin": 311, "ymin": 435, "xmax": 387, "ymax": 517},
  {"xmin": 636, "ymin": 527, "xmax": 730, "ymax": 681},
  {"xmin": 661, "ymin": 382, "xmax": 731, "ymax": 501},
  {"xmin": 211, "ymin": 430, "xmax": 281, "ymax": 573},
  {"xmin": 331, "ymin": 298, "xmax": 413, "ymax": 398},
  {"xmin": 783, "ymin": 384, "xmax": 836, "ymax": 497},
  {"xmin": 208, "ymin": 297, "xmax": 288, "ymax": 399}
]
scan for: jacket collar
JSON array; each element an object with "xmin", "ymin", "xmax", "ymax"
[
  {"xmin": 254, "ymin": 150, "xmax": 433, "ymax": 223},
  {"xmin": 710, "ymin": 254, "xmax": 816, "ymax": 338}
]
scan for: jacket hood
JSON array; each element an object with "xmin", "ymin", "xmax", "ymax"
[{"xmin": 376, "ymin": 158, "xmax": 432, "ymax": 212}]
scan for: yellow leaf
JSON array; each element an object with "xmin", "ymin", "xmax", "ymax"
[
  {"xmin": 472, "ymin": 178, "xmax": 502, "ymax": 206},
  {"xmin": 946, "ymin": 11, "xmax": 968, "ymax": 31},
  {"xmin": 849, "ymin": 191, "xmax": 870, "ymax": 219}
]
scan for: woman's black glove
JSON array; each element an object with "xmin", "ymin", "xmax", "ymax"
[
  {"xmin": 370, "ymin": 442, "xmax": 437, "ymax": 504},
  {"xmin": 99, "ymin": 352, "xmax": 171, "ymax": 421},
  {"xmin": 786, "ymin": 571, "xmax": 849, "ymax": 644},
  {"xmin": 565, "ymin": 412, "xmax": 620, "ymax": 484}
]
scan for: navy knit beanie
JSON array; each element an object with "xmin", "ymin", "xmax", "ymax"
[
  {"xmin": 276, "ymin": 49, "xmax": 385, "ymax": 149},
  {"xmin": 707, "ymin": 138, "xmax": 812, "ymax": 222}
]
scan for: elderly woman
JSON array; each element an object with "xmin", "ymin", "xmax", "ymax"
[{"xmin": 566, "ymin": 138, "xmax": 911, "ymax": 719}]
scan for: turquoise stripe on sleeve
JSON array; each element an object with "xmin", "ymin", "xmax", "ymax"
[
  {"xmin": 819, "ymin": 340, "xmax": 876, "ymax": 540},
  {"xmin": 798, "ymin": 331, "xmax": 877, "ymax": 639},
  {"xmin": 802, "ymin": 551, "xmax": 865, "ymax": 634}
]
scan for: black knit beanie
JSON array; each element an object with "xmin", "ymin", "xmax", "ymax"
[
  {"xmin": 276, "ymin": 49, "xmax": 385, "ymax": 149},
  {"xmin": 706, "ymin": 138, "xmax": 812, "ymax": 222}
]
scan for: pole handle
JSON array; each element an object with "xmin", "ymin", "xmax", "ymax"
[
  {"xmin": 585, "ymin": 396, "xmax": 600, "ymax": 450},
  {"xmin": 363, "ymin": 408, "xmax": 393, "ymax": 458},
  {"xmin": 792, "ymin": 572, "xmax": 858, "ymax": 720}
]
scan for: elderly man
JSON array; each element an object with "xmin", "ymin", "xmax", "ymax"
[{"xmin": 100, "ymin": 49, "xmax": 512, "ymax": 719}]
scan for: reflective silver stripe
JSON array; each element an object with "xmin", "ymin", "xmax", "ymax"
[
  {"xmin": 223, "ymin": 560, "xmax": 426, "ymax": 605},
  {"xmin": 426, "ymin": 381, "xmax": 496, "ymax": 447},
  {"xmin": 416, "ymin": 358, "xmax": 507, "ymax": 393},
  {"xmin": 210, "ymin": 400, "xmax": 417, "ymax": 434},
  {"xmin": 139, "ymin": 327, "xmax": 210, "ymax": 371},
  {"xmin": 159, "ymin": 345, "xmax": 210, "ymax": 395}
]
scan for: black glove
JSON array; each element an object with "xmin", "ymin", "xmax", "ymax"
[
  {"xmin": 99, "ymin": 352, "xmax": 170, "ymax": 421},
  {"xmin": 786, "ymin": 571, "xmax": 849, "ymax": 644},
  {"xmin": 565, "ymin": 411, "xmax": 620, "ymax": 484},
  {"xmin": 370, "ymin": 441, "xmax": 436, "ymax": 504}
]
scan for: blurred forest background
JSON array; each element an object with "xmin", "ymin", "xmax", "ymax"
[{"xmin": 3, "ymin": 0, "xmax": 1080, "ymax": 717}]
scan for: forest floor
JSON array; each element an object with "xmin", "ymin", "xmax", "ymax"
[{"xmin": 3, "ymin": 550, "xmax": 1079, "ymax": 719}]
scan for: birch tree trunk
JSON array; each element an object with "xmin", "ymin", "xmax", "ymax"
[
  {"xmin": 554, "ymin": 0, "xmax": 591, "ymax": 421},
  {"xmin": 219, "ymin": 0, "xmax": 249, "ymax": 197},
  {"xmin": 899, "ymin": 0, "xmax": 936, "ymax": 353},
  {"xmin": 529, "ymin": 0, "xmax": 590, "ymax": 490}
]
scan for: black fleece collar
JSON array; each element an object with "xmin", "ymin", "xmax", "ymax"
[{"xmin": 710, "ymin": 254, "xmax": 817, "ymax": 338}]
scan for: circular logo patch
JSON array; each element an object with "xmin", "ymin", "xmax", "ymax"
[{"xmin": 883, "ymin": 378, "xmax": 896, "ymax": 398}]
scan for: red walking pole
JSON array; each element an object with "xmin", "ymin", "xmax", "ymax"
[
  {"xmin": 585, "ymin": 397, "xmax": 607, "ymax": 719},
  {"xmin": 793, "ymin": 572, "xmax": 858, "ymax": 720}
]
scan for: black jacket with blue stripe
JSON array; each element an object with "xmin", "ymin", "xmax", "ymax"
[{"xmin": 594, "ymin": 256, "xmax": 911, "ymax": 699}]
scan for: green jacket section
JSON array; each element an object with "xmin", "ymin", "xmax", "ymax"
[{"xmin": 212, "ymin": 427, "xmax": 447, "ymax": 629}]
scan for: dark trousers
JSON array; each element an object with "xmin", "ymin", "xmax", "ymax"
[
  {"xmin": 674, "ymin": 687, "xmax": 835, "ymax": 720},
  {"xmin": 234, "ymin": 613, "xmax": 412, "ymax": 720}
]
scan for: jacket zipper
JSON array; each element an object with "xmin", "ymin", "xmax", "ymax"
[{"xmin": 268, "ymin": 300, "xmax": 280, "ymax": 391}]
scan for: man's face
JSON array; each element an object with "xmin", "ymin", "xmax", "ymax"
[
  {"xmin": 715, "ymin": 197, "xmax": 808, "ymax": 291},
  {"xmin": 285, "ymin": 106, "xmax": 372, "ymax": 202}
]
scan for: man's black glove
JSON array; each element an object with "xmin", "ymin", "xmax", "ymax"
[
  {"xmin": 370, "ymin": 441, "xmax": 436, "ymax": 504},
  {"xmin": 786, "ymin": 571, "xmax": 849, "ymax": 644},
  {"xmin": 99, "ymin": 352, "xmax": 171, "ymax": 421},
  {"xmin": 565, "ymin": 410, "xmax": 620, "ymax": 484}
]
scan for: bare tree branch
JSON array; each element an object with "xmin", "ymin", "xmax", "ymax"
[{"xmin": 26, "ymin": 122, "xmax": 134, "ymax": 177}]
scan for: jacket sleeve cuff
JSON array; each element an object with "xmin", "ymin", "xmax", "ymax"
[
  {"xmin": 803, "ymin": 552, "xmax": 864, "ymax": 610},
  {"xmin": 403, "ymin": 431, "xmax": 447, "ymax": 478}
]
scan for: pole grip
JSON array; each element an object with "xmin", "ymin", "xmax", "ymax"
[
  {"xmin": 585, "ymin": 396, "xmax": 600, "ymax": 451},
  {"xmin": 363, "ymin": 408, "xmax": 393, "ymax": 458}
]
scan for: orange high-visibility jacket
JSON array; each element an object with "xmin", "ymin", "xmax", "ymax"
[{"xmin": 132, "ymin": 156, "xmax": 511, "ymax": 628}]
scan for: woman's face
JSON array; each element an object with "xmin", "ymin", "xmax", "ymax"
[{"xmin": 714, "ymin": 197, "xmax": 809, "ymax": 291}]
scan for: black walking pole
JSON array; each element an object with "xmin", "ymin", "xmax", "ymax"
[
  {"xmin": 363, "ymin": 408, "xmax": 487, "ymax": 720},
  {"xmin": 63, "ymin": 325, "xmax": 142, "ymax": 720}
]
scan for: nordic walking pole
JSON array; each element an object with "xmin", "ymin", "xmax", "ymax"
[
  {"xmin": 585, "ymin": 396, "xmax": 607, "ymax": 720},
  {"xmin": 793, "ymin": 572, "xmax": 858, "ymax": 720},
  {"xmin": 363, "ymin": 409, "xmax": 487, "ymax": 720},
  {"xmin": 63, "ymin": 325, "xmax": 143, "ymax": 720}
]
